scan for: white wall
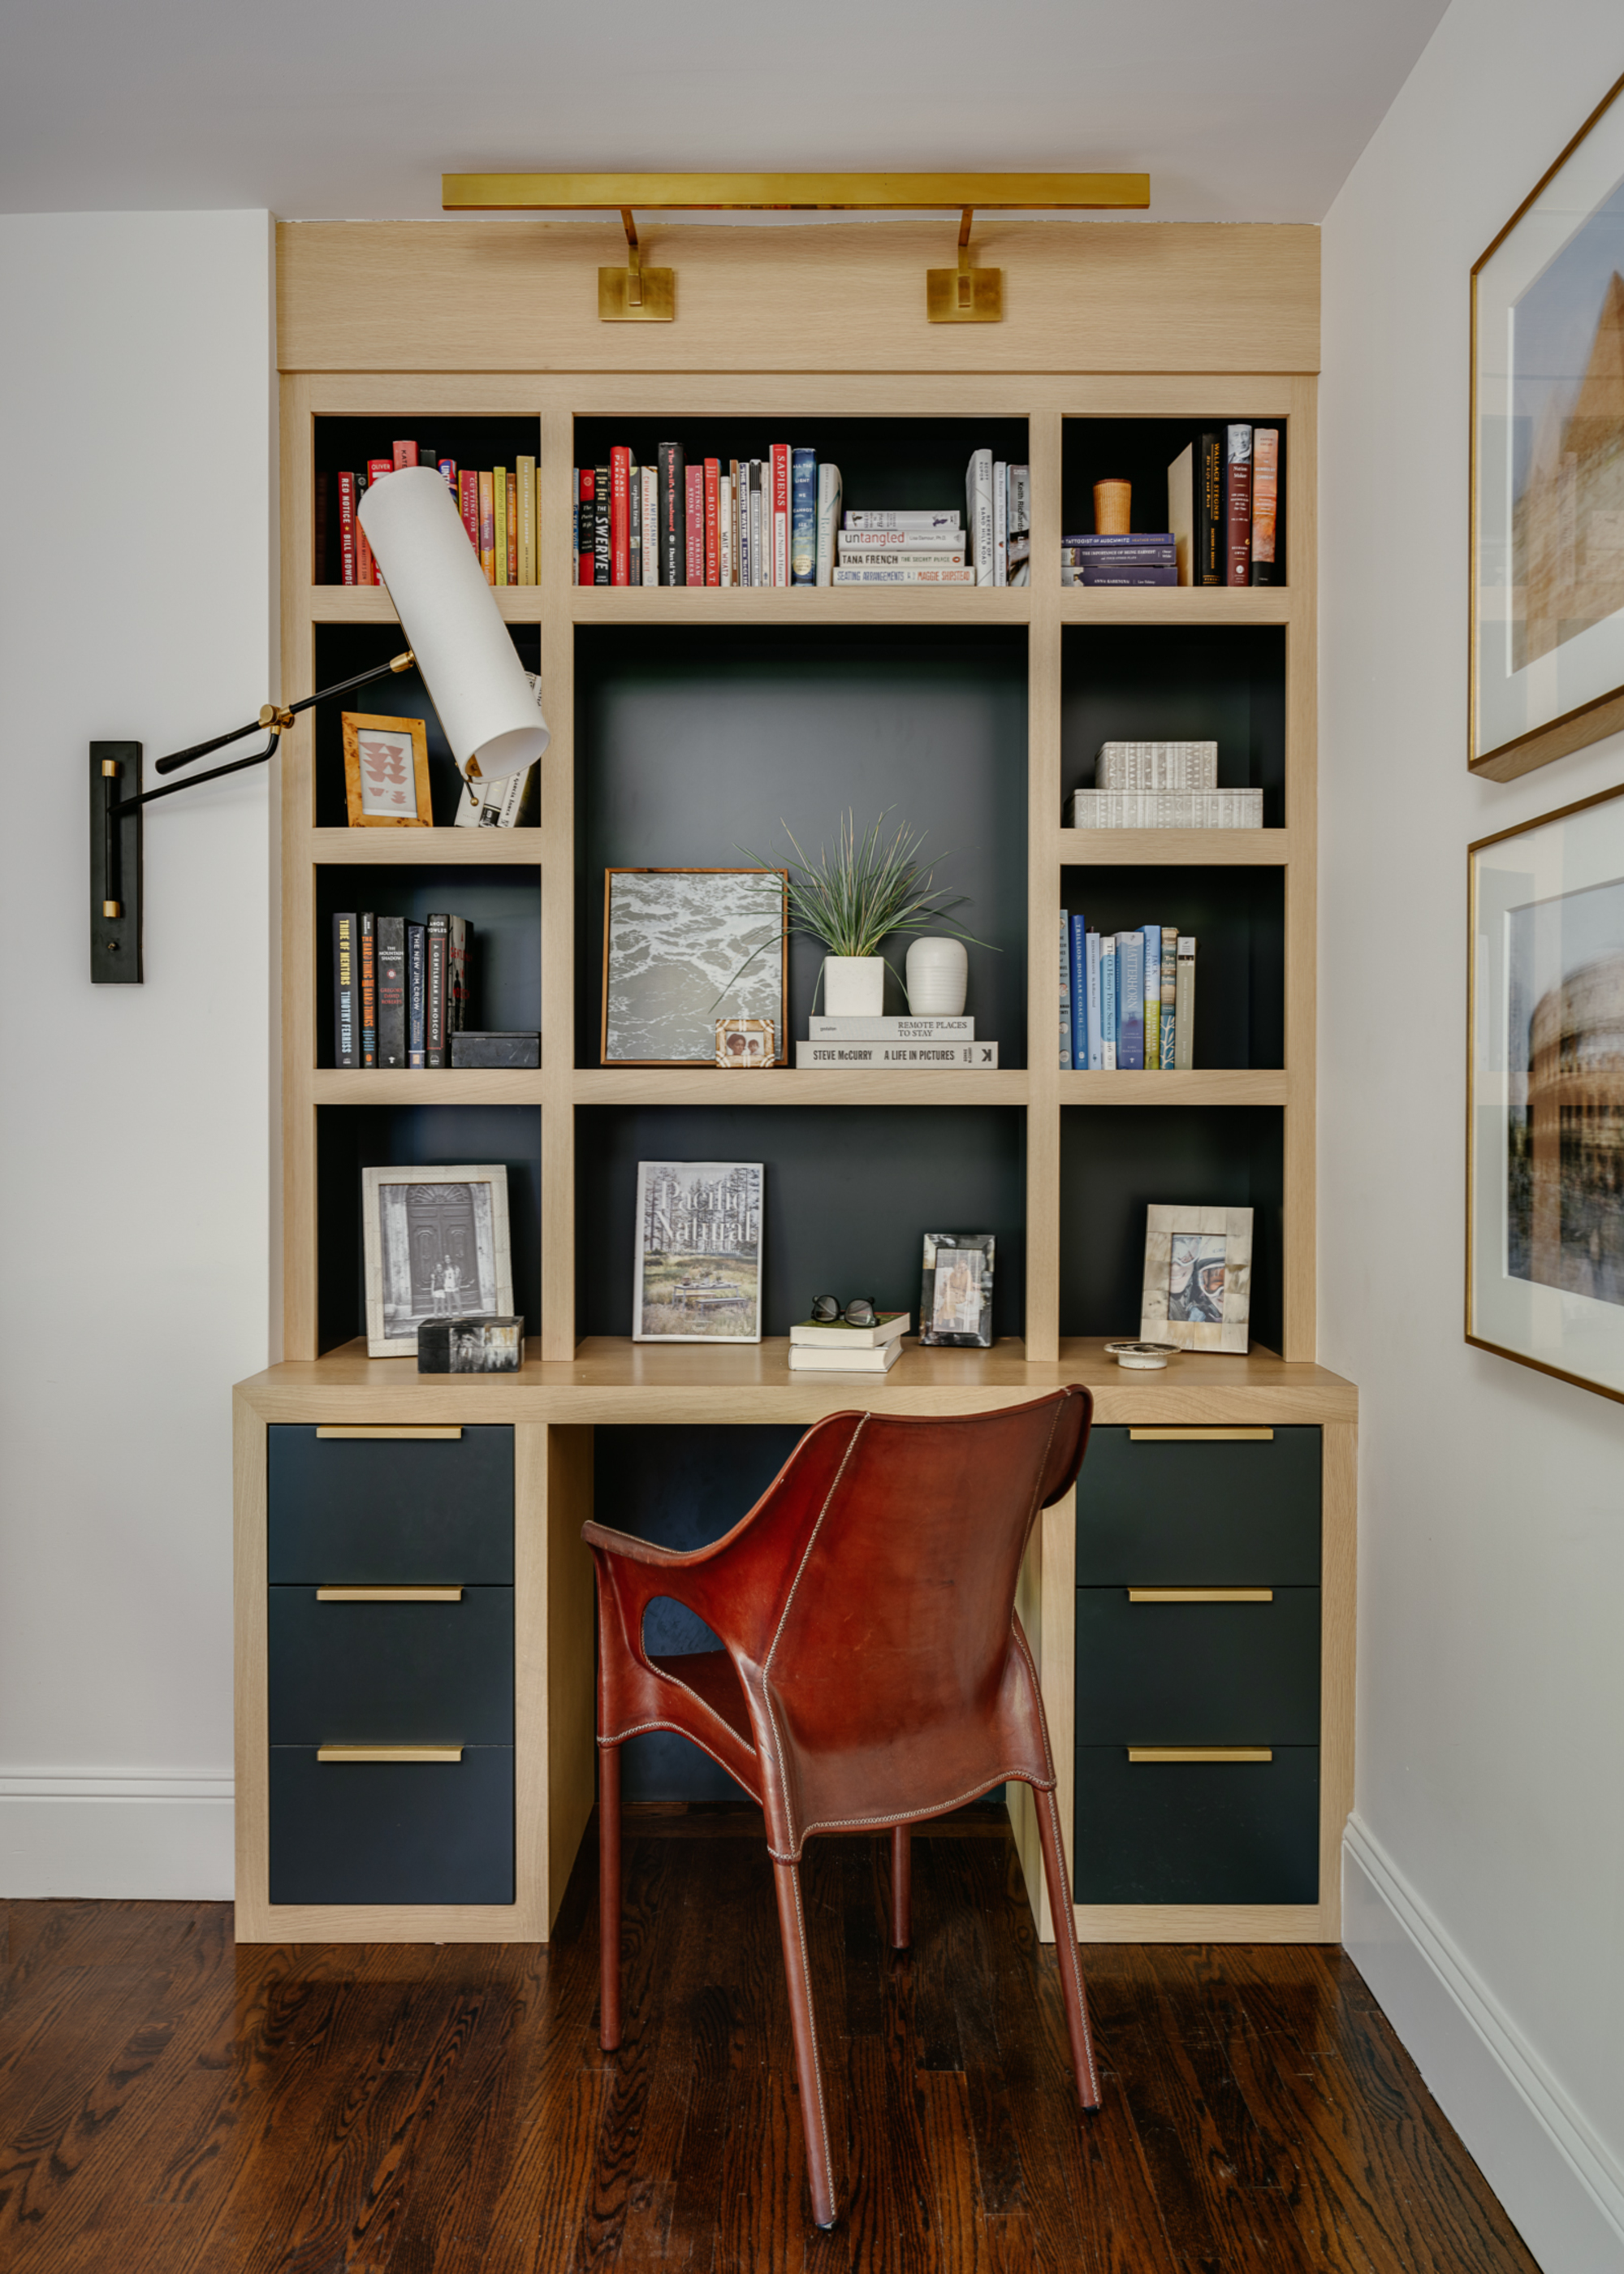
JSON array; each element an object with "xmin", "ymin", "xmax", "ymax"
[
  {"xmin": 1320, "ymin": 8, "xmax": 1624, "ymax": 2268},
  {"xmin": 0, "ymin": 211, "xmax": 274, "ymax": 1896}
]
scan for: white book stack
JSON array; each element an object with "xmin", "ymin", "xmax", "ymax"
[
  {"xmin": 797, "ymin": 1016, "xmax": 997, "ymax": 1068},
  {"xmin": 833, "ymin": 515, "xmax": 970, "ymax": 586},
  {"xmin": 1073, "ymin": 741, "xmax": 1262, "ymax": 828},
  {"xmin": 787, "ymin": 1312, "xmax": 911, "ymax": 1374}
]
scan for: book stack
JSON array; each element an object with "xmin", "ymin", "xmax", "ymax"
[
  {"xmin": 1070, "ymin": 742, "xmax": 1263, "ymax": 830},
  {"xmin": 960, "ymin": 455, "xmax": 1031, "ymax": 586},
  {"xmin": 1061, "ymin": 533, "xmax": 1177, "ymax": 587},
  {"xmin": 1059, "ymin": 913, "xmax": 1196, "ymax": 1071},
  {"xmin": 332, "ymin": 912, "xmax": 472, "ymax": 1070},
  {"xmin": 1166, "ymin": 425, "xmax": 1284, "ymax": 586},
  {"xmin": 795, "ymin": 1016, "xmax": 998, "ymax": 1070},
  {"xmin": 572, "ymin": 445, "xmax": 836, "ymax": 586},
  {"xmin": 331, "ymin": 444, "xmax": 540, "ymax": 588},
  {"xmin": 787, "ymin": 1311, "xmax": 911, "ymax": 1375},
  {"xmin": 833, "ymin": 512, "xmax": 970, "ymax": 586}
]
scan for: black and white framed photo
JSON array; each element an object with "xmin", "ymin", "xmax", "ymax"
[
  {"xmin": 1140, "ymin": 1204, "xmax": 1253, "ymax": 1353},
  {"xmin": 361, "ymin": 1164, "xmax": 514, "ymax": 1358},
  {"xmin": 602, "ymin": 869, "xmax": 788, "ymax": 1065},
  {"xmin": 1470, "ymin": 780, "xmax": 1624, "ymax": 1401},
  {"xmin": 634, "ymin": 1161, "xmax": 763, "ymax": 1342},
  {"xmin": 918, "ymin": 1231, "xmax": 995, "ymax": 1347}
]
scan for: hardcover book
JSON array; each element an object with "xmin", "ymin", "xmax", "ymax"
[
  {"xmin": 1199, "ymin": 430, "xmax": 1223, "ymax": 584},
  {"xmin": 1224, "ymin": 424, "xmax": 1253, "ymax": 586},
  {"xmin": 1099, "ymin": 935, "xmax": 1117, "ymax": 1070},
  {"xmin": 786, "ymin": 1339, "xmax": 902, "ymax": 1374},
  {"xmin": 516, "ymin": 454, "xmax": 537, "ymax": 586},
  {"xmin": 478, "ymin": 471, "xmax": 496, "ymax": 583},
  {"xmin": 407, "ymin": 921, "xmax": 427, "ymax": 1067},
  {"xmin": 1116, "ymin": 932, "xmax": 1145, "ymax": 1070},
  {"xmin": 831, "ymin": 567, "xmax": 976, "ymax": 584},
  {"xmin": 594, "ymin": 465, "xmax": 611, "ymax": 586},
  {"xmin": 426, "ymin": 912, "xmax": 449, "ymax": 1067},
  {"xmin": 658, "ymin": 442, "xmax": 685, "ymax": 585},
  {"xmin": 492, "ymin": 465, "xmax": 508, "ymax": 586},
  {"xmin": 993, "ymin": 460, "xmax": 1008, "ymax": 586},
  {"xmin": 844, "ymin": 510, "xmax": 963, "ymax": 532},
  {"xmin": 1250, "ymin": 426, "xmax": 1281, "ymax": 586},
  {"xmin": 965, "ymin": 450, "xmax": 994, "ymax": 584},
  {"xmin": 1008, "ymin": 465, "xmax": 1031, "ymax": 586},
  {"xmin": 337, "ymin": 472, "xmax": 357, "ymax": 586},
  {"xmin": 1173, "ymin": 936, "xmax": 1196, "ymax": 1070},
  {"xmin": 815, "ymin": 464, "xmax": 842, "ymax": 586},
  {"xmin": 577, "ymin": 468, "xmax": 595, "ymax": 586},
  {"xmin": 610, "ymin": 447, "xmax": 631, "ymax": 585},
  {"xmin": 642, "ymin": 465, "xmax": 660, "ymax": 586},
  {"xmin": 332, "ymin": 913, "xmax": 358, "ymax": 1068},
  {"xmin": 1160, "ymin": 925, "xmax": 1178, "ymax": 1070},
  {"xmin": 704, "ymin": 457, "xmax": 721, "ymax": 586},
  {"xmin": 1057, "ymin": 908, "xmax": 1071, "ymax": 1069},
  {"xmin": 359, "ymin": 911, "xmax": 377, "ymax": 1066},
  {"xmin": 806, "ymin": 1016, "xmax": 973, "ymax": 1039},
  {"xmin": 791, "ymin": 447, "xmax": 817, "ymax": 584},
  {"xmin": 793, "ymin": 1041, "xmax": 998, "ymax": 1067},
  {"xmin": 376, "ymin": 917, "xmax": 407, "ymax": 1069},
  {"xmin": 1142, "ymin": 924, "xmax": 1161, "ymax": 1070},
  {"xmin": 788, "ymin": 1311, "xmax": 909, "ymax": 1350},
  {"xmin": 771, "ymin": 445, "xmax": 790, "ymax": 586}
]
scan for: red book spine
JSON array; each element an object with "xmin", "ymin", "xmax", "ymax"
[
  {"xmin": 1224, "ymin": 425, "xmax": 1252, "ymax": 587},
  {"xmin": 771, "ymin": 445, "xmax": 790, "ymax": 586},
  {"xmin": 392, "ymin": 439, "xmax": 419, "ymax": 469},
  {"xmin": 337, "ymin": 471, "xmax": 357, "ymax": 585},
  {"xmin": 578, "ymin": 468, "xmax": 596, "ymax": 586},
  {"xmin": 685, "ymin": 465, "xmax": 704, "ymax": 584},
  {"xmin": 610, "ymin": 447, "xmax": 631, "ymax": 585},
  {"xmin": 507, "ymin": 469, "xmax": 518, "ymax": 583},
  {"xmin": 704, "ymin": 459, "xmax": 720, "ymax": 586},
  {"xmin": 458, "ymin": 469, "xmax": 480, "ymax": 549}
]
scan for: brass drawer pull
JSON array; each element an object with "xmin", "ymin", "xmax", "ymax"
[
  {"xmin": 1128, "ymin": 1428, "xmax": 1274, "ymax": 1442},
  {"xmin": 1128, "ymin": 1745, "xmax": 1273, "ymax": 1764},
  {"xmin": 315, "ymin": 1426, "xmax": 463, "ymax": 1442},
  {"xmin": 315, "ymin": 1586, "xmax": 464, "ymax": 1602},
  {"xmin": 1127, "ymin": 1587, "xmax": 1273, "ymax": 1603},
  {"xmin": 316, "ymin": 1744, "xmax": 464, "ymax": 1763}
]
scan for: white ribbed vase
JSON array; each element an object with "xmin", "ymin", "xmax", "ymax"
[
  {"xmin": 905, "ymin": 936, "xmax": 969, "ymax": 1016},
  {"xmin": 822, "ymin": 956, "xmax": 886, "ymax": 1016}
]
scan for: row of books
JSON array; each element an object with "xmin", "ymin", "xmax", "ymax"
[
  {"xmin": 794, "ymin": 1015, "xmax": 999, "ymax": 1069},
  {"xmin": 1058, "ymin": 914, "xmax": 1196, "ymax": 1070},
  {"xmin": 1058, "ymin": 426, "xmax": 1285, "ymax": 588},
  {"xmin": 787, "ymin": 1309, "xmax": 910, "ymax": 1375},
  {"xmin": 1069, "ymin": 741, "xmax": 1263, "ymax": 830},
  {"xmin": 333, "ymin": 443, "xmax": 542, "ymax": 587},
  {"xmin": 570, "ymin": 447, "xmax": 1028, "ymax": 587},
  {"xmin": 331, "ymin": 912, "xmax": 472, "ymax": 1069}
]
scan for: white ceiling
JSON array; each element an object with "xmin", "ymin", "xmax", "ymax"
[{"xmin": 1, "ymin": 0, "xmax": 1450, "ymax": 225}]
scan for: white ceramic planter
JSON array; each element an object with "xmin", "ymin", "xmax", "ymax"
[
  {"xmin": 823, "ymin": 955, "xmax": 886, "ymax": 1016},
  {"xmin": 905, "ymin": 936, "xmax": 969, "ymax": 1016}
]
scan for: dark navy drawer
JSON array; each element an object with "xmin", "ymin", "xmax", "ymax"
[
  {"xmin": 267, "ymin": 1425, "xmax": 512, "ymax": 1583},
  {"xmin": 1075, "ymin": 1426, "xmax": 1320, "ymax": 1584},
  {"xmin": 267, "ymin": 1587, "xmax": 513, "ymax": 1746},
  {"xmin": 269, "ymin": 1748, "xmax": 514, "ymax": 1904},
  {"xmin": 1073, "ymin": 1745, "xmax": 1319, "ymax": 1905},
  {"xmin": 1074, "ymin": 1587, "xmax": 1320, "ymax": 1745}
]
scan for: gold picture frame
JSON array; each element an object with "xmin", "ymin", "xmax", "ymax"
[{"xmin": 343, "ymin": 711, "xmax": 433, "ymax": 827}]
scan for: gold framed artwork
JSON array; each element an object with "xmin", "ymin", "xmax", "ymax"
[
  {"xmin": 343, "ymin": 711, "xmax": 433, "ymax": 826},
  {"xmin": 1140, "ymin": 1204, "xmax": 1253, "ymax": 1353},
  {"xmin": 1470, "ymin": 73, "xmax": 1624, "ymax": 780},
  {"xmin": 1468, "ymin": 779, "xmax": 1624, "ymax": 1402}
]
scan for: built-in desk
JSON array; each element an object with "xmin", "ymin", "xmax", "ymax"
[{"xmin": 233, "ymin": 1339, "xmax": 1355, "ymax": 1945}]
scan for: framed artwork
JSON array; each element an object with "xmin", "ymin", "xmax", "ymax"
[
  {"xmin": 1471, "ymin": 73, "xmax": 1624, "ymax": 780},
  {"xmin": 602, "ymin": 869, "xmax": 788, "ymax": 1065},
  {"xmin": 634, "ymin": 1161, "xmax": 763, "ymax": 1342},
  {"xmin": 918, "ymin": 1231, "xmax": 995, "ymax": 1348},
  {"xmin": 343, "ymin": 712, "xmax": 433, "ymax": 826},
  {"xmin": 715, "ymin": 1017, "xmax": 775, "ymax": 1067},
  {"xmin": 1140, "ymin": 1205, "xmax": 1253, "ymax": 1353},
  {"xmin": 1469, "ymin": 780, "xmax": 1624, "ymax": 1401},
  {"xmin": 361, "ymin": 1164, "xmax": 513, "ymax": 1358}
]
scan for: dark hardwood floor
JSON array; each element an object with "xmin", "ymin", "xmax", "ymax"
[{"xmin": 0, "ymin": 1807, "xmax": 1540, "ymax": 2272}]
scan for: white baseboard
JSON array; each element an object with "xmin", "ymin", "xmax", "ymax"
[
  {"xmin": 1344, "ymin": 1816, "xmax": 1624, "ymax": 2274},
  {"xmin": 0, "ymin": 1771, "xmax": 235, "ymax": 1900}
]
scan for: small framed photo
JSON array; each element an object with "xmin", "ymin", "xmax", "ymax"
[
  {"xmin": 918, "ymin": 1232, "xmax": 995, "ymax": 1348},
  {"xmin": 715, "ymin": 1017, "xmax": 775, "ymax": 1068},
  {"xmin": 343, "ymin": 712, "xmax": 433, "ymax": 827},
  {"xmin": 361, "ymin": 1164, "xmax": 514, "ymax": 1358},
  {"xmin": 1140, "ymin": 1205, "xmax": 1253, "ymax": 1353},
  {"xmin": 603, "ymin": 869, "xmax": 788, "ymax": 1065},
  {"xmin": 634, "ymin": 1161, "xmax": 762, "ymax": 1342}
]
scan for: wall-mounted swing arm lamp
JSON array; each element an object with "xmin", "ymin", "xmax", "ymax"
[{"xmin": 90, "ymin": 468, "xmax": 550, "ymax": 984}]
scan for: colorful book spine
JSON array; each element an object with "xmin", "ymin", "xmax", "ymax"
[
  {"xmin": 1224, "ymin": 424, "xmax": 1253, "ymax": 586},
  {"xmin": 478, "ymin": 472, "xmax": 496, "ymax": 583},
  {"xmin": 1250, "ymin": 428, "xmax": 1281, "ymax": 586},
  {"xmin": 1160, "ymin": 927, "xmax": 1177, "ymax": 1070},
  {"xmin": 406, "ymin": 922, "xmax": 426, "ymax": 1068},
  {"xmin": 771, "ymin": 444, "xmax": 790, "ymax": 586},
  {"xmin": 1069, "ymin": 914, "xmax": 1090, "ymax": 1070},
  {"xmin": 506, "ymin": 469, "xmax": 518, "ymax": 584},
  {"xmin": 641, "ymin": 465, "xmax": 659, "ymax": 586},
  {"xmin": 377, "ymin": 918, "xmax": 407, "ymax": 1068},
  {"xmin": 391, "ymin": 440, "xmax": 418, "ymax": 469},
  {"xmin": 362, "ymin": 460, "xmax": 392, "ymax": 584},
  {"xmin": 815, "ymin": 463, "xmax": 842, "ymax": 586},
  {"xmin": 1199, "ymin": 430, "xmax": 1223, "ymax": 586},
  {"xmin": 426, "ymin": 913, "xmax": 449, "ymax": 1067},
  {"xmin": 749, "ymin": 461, "xmax": 764, "ymax": 586},
  {"xmin": 610, "ymin": 447, "xmax": 631, "ymax": 586},
  {"xmin": 628, "ymin": 457, "xmax": 642, "ymax": 584},
  {"xmin": 515, "ymin": 456, "xmax": 536, "ymax": 585},
  {"xmin": 658, "ymin": 442, "xmax": 685, "ymax": 584},
  {"xmin": 1099, "ymin": 935, "xmax": 1118, "ymax": 1070},
  {"xmin": 704, "ymin": 457, "xmax": 720, "ymax": 586},
  {"xmin": 359, "ymin": 912, "xmax": 377, "ymax": 1066},
  {"xmin": 577, "ymin": 468, "xmax": 594, "ymax": 586},
  {"xmin": 728, "ymin": 460, "xmax": 743, "ymax": 585},
  {"xmin": 1174, "ymin": 937, "xmax": 1196, "ymax": 1070},
  {"xmin": 459, "ymin": 469, "xmax": 480, "ymax": 556},
  {"xmin": 1085, "ymin": 930, "xmax": 1103, "ymax": 1070},
  {"xmin": 332, "ymin": 913, "xmax": 358, "ymax": 1068},
  {"xmin": 831, "ymin": 567, "xmax": 977, "ymax": 585},
  {"xmin": 1057, "ymin": 909, "xmax": 1072, "ymax": 1068},
  {"xmin": 592, "ymin": 465, "xmax": 608, "ymax": 586},
  {"xmin": 491, "ymin": 466, "xmax": 508, "ymax": 586},
  {"xmin": 337, "ymin": 471, "xmax": 357, "ymax": 586},
  {"xmin": 438, "ymin": 458, "xmax": 456, "ymax": 493},
  {"xmin": 1116, "ymin": 932, "xmax": 1144, "ymax": 1070},
  {"xmin": 790, "ymin": 447, "xmax": 817, "ymax": 584},
  {"xmin": 1142, "ymin": 925, "xmax": 1162, "ymax": 1070},
  {"xmin": 718, "ymin": 472, "xmax": 732, "ymax": 586}
]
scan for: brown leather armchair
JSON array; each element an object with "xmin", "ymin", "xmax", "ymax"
[{"xmin": 583, "ymin": 1386, "xmax": 1100, "ymax": 2230}]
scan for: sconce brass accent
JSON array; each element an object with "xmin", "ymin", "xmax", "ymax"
[
  {"xmin": 926, "ymin": 209, "xmax": 1001, "ymax": 322},
  {"xmin": 598, "ymin": 209, "xmax": 676, "ymax": 322}
]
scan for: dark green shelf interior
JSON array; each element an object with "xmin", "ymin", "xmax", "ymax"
[
  {"xmin": 1060, "ymin": 867, "xmax": 1285, "ymax": 1070},
  {"xmin": 1060, "ymin": 415, "xmax": 1290, "ymax": 577},
  {"xmin": 312, "ymin": 417, "xmax": 542, "ymax": 584},
  {"xmin": 1061, "ymin": 624, "xmax": 1286, "ymax": 824},
  {"xmin": 313, "ymin": 867, "xmax": 540, "ymax": 1068}
]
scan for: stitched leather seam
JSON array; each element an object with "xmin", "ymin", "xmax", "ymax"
[
  {"xmin": 1010, "ymin": 1619, "xmax": 1056, "ymax": 1783},
  {"xmin": 597, "ymin": 1721, "xmax": 760, "ymax": 1796},
  {"xmin": 1045, "ymin": 1784, "xmax": 1101, "ymax": 2105},
  {"xmin": 767, "ymin": 1768, "xmax": 1054, "ymax": 1857},
  {"xmin": 785, "ymin": 1862, "xmax": 833, "ymax": 2185},
  {"xmin": 760, "ymin": 1416, "xmax": 867, "ymax": 1855}
]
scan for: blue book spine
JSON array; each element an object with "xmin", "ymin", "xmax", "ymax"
[
  {"xmin": 1057, "ymin": 909, "xmax": 1071, "ymax": 1068},
  {"xmin": 1142, "ymin": 925, "xmax": 1161, "ymax": 1072},
  {"xmin": 1099, "ymin": 936, "xmax": 1117, "ymax": 1069},
  {"xmin": 1085, "ymin": 932, "xmax": 1103, "ymax": 1069},
  {"xmin": 1117, "ymin": 932, "xmax": 1144, "ymax": 1069},
  {"xmin": 1069, "ymin": 914, "xmax": 1090, "ymax": 1069},
  {"xmin": 790, "ymin": 448, "xmax": 818, "ymax": 583}
]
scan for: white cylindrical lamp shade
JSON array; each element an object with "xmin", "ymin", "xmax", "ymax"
[{"xmin": 356, "ymin": 466, "xmax": 549, "ymax": 781}]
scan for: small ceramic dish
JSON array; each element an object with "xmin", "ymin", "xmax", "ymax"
[{"xmin": 1104, "ymin": 1339, "xmax": 1180, "ymax": 1371}]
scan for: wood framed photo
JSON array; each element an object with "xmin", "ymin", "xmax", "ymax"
[
  {"xmin": 602, "ymin": 869, "xmax": 788, "ymax": 1065},
  {"xmin": 1469, "ymin": 780, "xmax": 1624, "ymax": 1401},
  {"xmin": 1140, "ymin": 1204, "xmax": 1252, "ymax": 1353},
  {"xmin": 918, "ymin": 1231, "xmax": 995, "ymax": 1348},
  {"xmin": 343, "ymin": 711, "xmax": 433, "ymax": 826},
  {"xmin": 715, "ymin": 1017, "xmax": 775, "ymax": 1067},
  {"xmin": 361, "ymin": 1164, "xmax": 513, "ymax": 1357},
  {"xmin": 634, "ymin": 1161, "xmax": 762, "ymax": 1342},
  {"xmin": 1471, "ymin": 73, "xmax": 1624, "ymax": 780}
]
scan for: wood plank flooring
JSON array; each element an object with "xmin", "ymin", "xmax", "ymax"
[{"xmin": 0, "ymin": 1806, "xmax": 1541, "ymax": 2272}]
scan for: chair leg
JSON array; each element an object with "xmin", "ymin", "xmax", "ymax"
[
  {"xmin": 772, "ymin": 1857, "xmax": 837, "ymax": 2230},
  {"xmin": 1035, "ymin": 1786, "xmax": 1101, "ymax": 2112},
  {"xmin": 598, "ymin": 1742, "xmax": 622, "ymax": 2052},
  {"xmin": 890, "ymin": 1826, "xmax": 911, "ymax": 1951}
]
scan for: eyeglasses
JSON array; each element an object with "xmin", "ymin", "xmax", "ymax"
[{"xmin": 810, "ymin": 1295, "xmax": 878, "ymax": 1327}]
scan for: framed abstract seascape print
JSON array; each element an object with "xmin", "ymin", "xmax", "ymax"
[
  {"xmin": 601, "ymin": 869, "xmax": 788, "ymax": 1065},
  {"xmin": 1469, "ymin": 783, "xmax": 1624, "ymax": 1400},
  {"xmin": 1471, "ymin": 74, "xmax": 1624, "ymax": 780}
]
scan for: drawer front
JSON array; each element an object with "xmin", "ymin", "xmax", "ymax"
[
  {"xmin": 1074, "ymin": 1588, "xmax": 1320, "ymax": 1746},
  {"xmin": 1075, "ymin": 1426, "xmax": 1321, "ymax": 1584},
  {"xmin": 267, "ymin": 1425, "xmax": 513, "ymax": 1583},
  {"xmin": 269, "ymin": 1748, "xmax": 514, "ymax": 1905},
  {"xmin": 267, "ymin": 1588, "xmax": 514, "ymax": 1746},
  {"xmin": 1074, "ymin": 1746, "xmax": 1319, "ymax": 1906}
]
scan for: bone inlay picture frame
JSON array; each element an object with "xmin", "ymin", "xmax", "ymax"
[{"xmin": 1140, "ymin": 1204, "xmax": 1254, "ymax": 1353}]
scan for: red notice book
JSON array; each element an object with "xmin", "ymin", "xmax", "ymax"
[
  {"xmin": 685, "ymin": 464, "xmax": 704, "ymax": 585},
  {"xmin": 337, "ymin": 470, "xmax": 357, "ymax": 585},
  {"xmin": 610, "ymin": 447, "xmax": 631, "ymax": 586},
  {"xmin": 578, "ymin": 468, "xmax": 596, "ymax": 586},
  {"xmin": 704, "ymin": 458, "xmax": 720, "ymax": 586}
]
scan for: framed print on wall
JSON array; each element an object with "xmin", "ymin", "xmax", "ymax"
[
  {"xmin": 1471, "ymin": 73, "xmax": 1624, "ymax": 780},
  {"xmin": 1469, "ymin": 781, "xmax": 1624, "ymax": 1401},
  {"xmin": 601, "ymin": 868, "xmax": 788, "ymax": 1065}
]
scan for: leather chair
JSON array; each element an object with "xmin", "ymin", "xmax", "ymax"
[{"xmin": 583, "ymin": 1386, "xmax": 1100, "ymax": 2230}]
